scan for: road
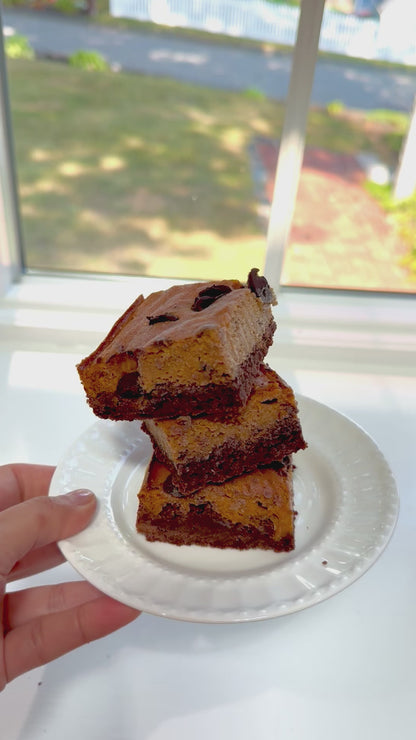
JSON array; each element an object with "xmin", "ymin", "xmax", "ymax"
[{"xmin": 2, "ymin": 8, "xmax": 416, "ymax": 111}]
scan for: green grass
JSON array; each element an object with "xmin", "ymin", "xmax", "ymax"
[
  {"xmin": 6, "ymin": 57, "xmax": 411, "ymax": 280},
  {"xmin": 8, "ymin": 59, "xmax": 280, "ymax": 279}
]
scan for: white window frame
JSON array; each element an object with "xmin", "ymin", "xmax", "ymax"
[{"xmin": 0, "ymin": 6, "xmax": 23, "ymax": 298}]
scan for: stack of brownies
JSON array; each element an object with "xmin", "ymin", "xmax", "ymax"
[{"xmin": 77, "ymin": 268, "xmax": 307, "ymax": 553}]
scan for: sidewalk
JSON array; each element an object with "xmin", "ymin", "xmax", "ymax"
[{"xmin": 251, "ymin": 138, "xmax": 415, "ymax": 293}]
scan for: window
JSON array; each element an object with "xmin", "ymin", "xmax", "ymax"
[{"xmin": 1, "ymin": 2, "xmax": 415, "ymax": 296}]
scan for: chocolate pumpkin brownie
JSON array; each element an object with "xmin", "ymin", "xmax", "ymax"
[
  {"xmin": 142, "ymin": 365, "xmax": 306, "ymax": 493},
  {"xmin": 136, "ymin": 455, "xmax": 295, "ymax": 552},
  {"xmin": 77, "ymin": 269, "xmax": 276, "ymax": 421}
]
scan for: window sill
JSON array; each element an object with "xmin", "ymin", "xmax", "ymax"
[{"xmin": 1, "ymin": 272, "xmax": 415, "ymax": 378}]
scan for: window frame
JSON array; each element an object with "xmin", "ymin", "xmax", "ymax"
[
  {"xmin": 0, "ymin": 1, "xmax": 414, "ymax": 305},
  {"xmin": 0, "ymin": 8, "xmax": 24, "ymax": 298}
]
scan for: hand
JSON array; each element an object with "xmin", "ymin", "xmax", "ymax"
[{"xmin": 0, "ymin": 464, "xmax": 140, "ymax": 690}]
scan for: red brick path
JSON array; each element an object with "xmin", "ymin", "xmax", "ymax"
[{"xmin": 254, "ymin": 138, "xmax": 415, "ymax": 293}]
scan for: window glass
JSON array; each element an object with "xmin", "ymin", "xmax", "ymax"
[{"xmin": 2, "ymin": 4, "xmax": 416, "ymax": 293}]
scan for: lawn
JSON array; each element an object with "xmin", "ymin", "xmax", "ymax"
[{"xmin": 7, "ymin": 57, "xmax": 410, "ymax": 281}]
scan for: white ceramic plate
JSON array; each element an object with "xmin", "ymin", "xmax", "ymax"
[{"xmin": 50, "ymin": 396, "xmax": 399, "ymax": 623}]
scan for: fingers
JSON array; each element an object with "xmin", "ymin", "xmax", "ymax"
[
  {"xmin": 0, "ymin": 464, "xmax": 55, "ymax": 512},
  {"xmin": 4, "ymin": 594, "xmax": 140, "ymax": 683},
  {"xmin": 4, "ymin": 581, "xmax": 105, "ymax": 630},
  {"xmin": 8, "ymin": 543, "xmax": 65, "ymax": 582},
  {"xmin": 0, "ymin": 466, "xmax": 141, "ymax": 686},
  {"xmin": 0, "ymin": 490, "xmax": 96, "ymax": 579}
]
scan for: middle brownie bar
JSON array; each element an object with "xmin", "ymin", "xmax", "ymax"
[{"xmin": 142, "ymin": 365, "xmax": 307, "ymax": 494}]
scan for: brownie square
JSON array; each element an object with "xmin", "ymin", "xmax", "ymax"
[
  {"xmin": 77, "ymin": 271, "xmax": 276, "ymax": 421},
  {"xmin": 136, "ymin": 456, "xmax": 295, "ymax": 553},
  {"xmin": 143, "ymin": 365, "xmax": 306, "ymax": 493}
]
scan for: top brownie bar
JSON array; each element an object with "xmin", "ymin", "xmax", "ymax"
[{"xmin": 77, "ymin": 269, "xmax": 277, "ymax": 420}]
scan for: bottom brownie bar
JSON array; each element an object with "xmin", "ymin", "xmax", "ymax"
[{"xmin": 136, "ymin": 455, "xmax": 295, "ymax": 553}]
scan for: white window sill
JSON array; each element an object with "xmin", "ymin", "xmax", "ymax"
[{"xmin": 1, "ymin": 272, "xmax": 415, "ymax": 377}]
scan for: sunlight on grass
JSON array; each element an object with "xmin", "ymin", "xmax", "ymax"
[
  {"xmin": 145, "ymin": 229, "xmax": 266, "ymax": 281},
  {"xmin": 119, "ymin": 215, "xmax": 168, "ymax": 241},
  {"xmin": 123, "ymin": 136, "xmax": 145, "ymax": 149},
  {"xmin": 30, "ymin": 148, "xmax": 55, "ymax": 162},
  {"xmin": 220, "ymin": 128, "xmax": 247, "ymax": 154},
  {"xmin": 58, "ymin": 161, "xmax": 88, "ymax": 177},
  {"xmin": 211, "ymin": 158, "xmax": 227, "ymax": 171},
  {"xmin": 185, "ymin": 108, "xmax": 216, "ymax": 127},
  {"xmin": 21, "ymin": 203, "xmax": 39, "ymax": 217},
  {"xmin": 251, "ymin": 117, "xmax": 273, "ymax": 135},
  {"xmin": 6, "ymin": 57, "xmax": 411, "ymax": 280},
  {"xmin": 20, "ymin": 180, "xmax": 68, "ymax": 196},
  {"xmin": 100, "ymin": 155, "xmax": 126, "ymax": 171},
  {"xmin": 36, "ymin": 179, "xmax": 67, "ymax": 194},
  {"xmin": 80, "ymin": 209, "xmax": 114, "ymax": 234}
]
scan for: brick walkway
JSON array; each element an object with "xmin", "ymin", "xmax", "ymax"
[{"xmin": 252, "ymin": 137, "xmax": 415, "ymax": 293}]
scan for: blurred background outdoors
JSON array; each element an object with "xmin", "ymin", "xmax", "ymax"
[{"xmin": 2, "ymin": 0, "xmax": 416, "ymax": 292}]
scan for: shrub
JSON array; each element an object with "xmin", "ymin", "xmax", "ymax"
[
  {"xmin": 54, "ymin": 0, "xmax": 79, "ymax": 14},
  {"xmin": 366, "ymin": 181, "xmax": 416, "ymax": 279},
  {"xmin": 68, "ymin": 50, "xmax": 109, "ymax": 71},
  {"xmin": 5, "ymin": 34, "xmax": 35, "ymax": 61},
  {"xmin": 327, "ymin": 100, "xmax": 345, "ymax": 116},
  {"xmin": 396, "ymin": 194, "xmax": 416, "ymax": 278},
  {"xmin": 244, "ymin": 87, "xmax": 266, "ymax": 101}
]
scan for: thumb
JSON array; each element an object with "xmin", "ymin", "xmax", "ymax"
[{"xmin": 0, "ymin": 490, "xmax": 96, "ymax": 578}]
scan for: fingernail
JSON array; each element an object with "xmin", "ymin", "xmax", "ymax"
[{"xmin": 56, "ymin": 489, "xmax": 95, "ymax": 506}]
